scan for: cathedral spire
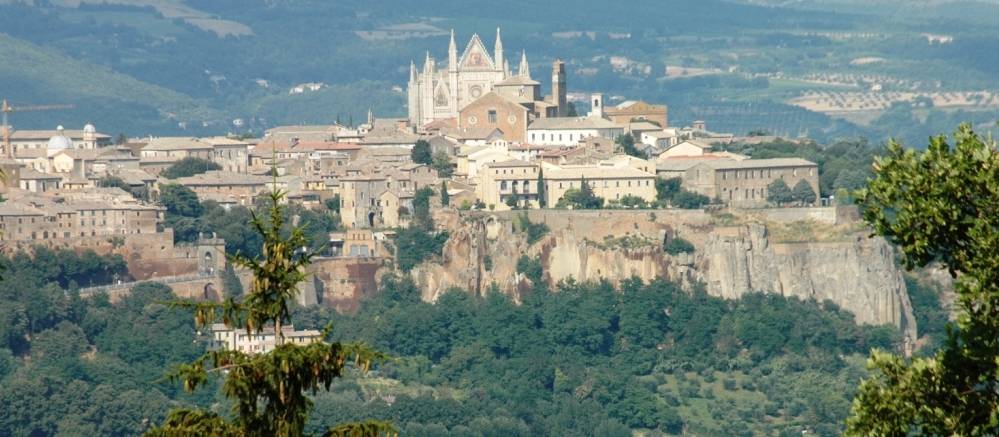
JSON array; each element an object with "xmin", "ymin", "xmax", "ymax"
[
  {"xmin": 424, "ymin": 51, "xmax": 433, "ymax": 75},
  {"xmin": 518, "ymin": 50, "xmax": 530, "ymax": 78},
  {"xmin": 409, "ymin": 60, "xmax": 417, "ymax": 82},
  {"xmin": 448, "ymin": 29, "xmax": 457, "ymax": 71},
  {"xmin": 494, "ymin": 27, "xmax": 504, "ymax": 73}
]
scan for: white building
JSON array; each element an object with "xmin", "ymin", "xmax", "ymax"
[
  {"xmin": 526, "ymin": 116, "xmax": 625, "ymax": 147},
  {"xmin": 208, "ymin": 323, "xmax": 322, "ymax": 355},
  {"xmin": 8, "ymin": 124, "xmax": 112, "ymax": 152}
]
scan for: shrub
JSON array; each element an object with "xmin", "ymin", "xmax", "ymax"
[{"xmin": 664, "ymin": 236, "xmax": 695, "ymax": 255}]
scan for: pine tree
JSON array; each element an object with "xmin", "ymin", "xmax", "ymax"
[{"xmin": 146, "ymin": 187, "xmax": 393, "ymax": 437}]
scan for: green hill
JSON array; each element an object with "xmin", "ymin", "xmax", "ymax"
[{"xmin": 0, "ymin": 32, "xmax": 218, "ymax": 135}]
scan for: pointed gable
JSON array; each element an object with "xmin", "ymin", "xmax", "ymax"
[
  {"xmin": 459, "ymin": 34, "xmax": 496, "ymax": 71},
  {"xmin": 433, "ymin": 82, "xmax": 451, "ymax": 107}
]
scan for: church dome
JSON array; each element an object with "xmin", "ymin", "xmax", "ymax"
[
  {"xmin": 83, "ymin": 123, "xmax": 96, "ymax": 134},
  {"xmin": 47, "ymin": 126, "xmax": 73, "ymax": 151}
]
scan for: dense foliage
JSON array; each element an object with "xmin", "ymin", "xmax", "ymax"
[
  {"xmin": 160, "ymin": 185, "xmax": 340, "ymax": 258},
  {"xmin": 847, "ymin": 125, "xmax": 999, "ymax": 434},
  {"xmin": 291, "ymin": 275, "xmax": 902, "ymax": 436},
  {"xmin": 0, "ymin": 279, "xmax": 206, "ymax": 436},
  {"xmin": 655, "ymin": 177, "xmax": 711, "ymax": 209},
  {"xmin": 721, "ymin": 138, "xmax": 883, "ymax": 198},
  {"xmin": 161, "ymin": 157, "xmax": 222, "ymax": 179},
  {"xmin": 410, "ymin": 140, "xmax": 432, "ymax": 165},
  {"xmin": 664, "ymin": 236, "xmax": 695, "ymax": 255}
]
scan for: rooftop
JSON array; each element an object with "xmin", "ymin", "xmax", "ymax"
[{"xmin": 528, "ymin": 116, "xmax": 623, "ymax": 131}]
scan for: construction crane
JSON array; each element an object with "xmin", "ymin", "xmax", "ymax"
[{"xmin": 1, "ymin": 99, "xmax": 75, "ymax": 159}]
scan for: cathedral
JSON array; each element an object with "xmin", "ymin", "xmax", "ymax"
[{"xmin": 407, "ymin": 28, "xmax": 565, "ymax": 127}]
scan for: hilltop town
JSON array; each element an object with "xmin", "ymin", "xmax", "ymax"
[
  {"xmin": 0, "ymin": 19, "xmax": 980, "ymax": 436},
  {"xmin": 0, "ymin": 30, "xmax": 836, "ymax": 310}
]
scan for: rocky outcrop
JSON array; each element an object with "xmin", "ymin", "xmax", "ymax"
[
  {"xmin": 702, "ymin": 224, "xmax": 916, "ymax": 342},
  {"xmin": 409, "ymin": 211, "xmax": 917, "ymax": 344}
]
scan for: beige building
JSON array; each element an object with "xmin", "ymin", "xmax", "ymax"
[
  {"xmin": 544, "ymin": 164, "xmax": 657, "ymax": 206},
  {"xmin": 170, "ymin": 171, "xmax": 270, "ymax": 206},
  {"xmin": 679, "ymin": 158, "xmax": 820, "ymax": 207},
  {"xmin": 476, "ymin": 159, "xmax": 541, "ymax": 210},
  {"xmin": 7, "ymin": 124, "xmax": 112, "ymax": 151},
  {"xmin": 0, "ymin": 189, "xmax": 162, "ymax": 242},
  {"xmin": 208, "ymin": 323, "xmax": 321, "ymax": 355}
]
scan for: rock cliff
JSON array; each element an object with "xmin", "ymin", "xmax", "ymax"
[
  {"xmin": 702, "ymin": 224, "xmax": 916, "ymax": 341},
  {"xmin": 409, "ymin": 210, "xmax": 917, "ymax": 344}
]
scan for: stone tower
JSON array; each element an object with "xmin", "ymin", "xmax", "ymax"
[{"xmin": 552, "ymin": 58, "xmax": 567, "ymax": 117}]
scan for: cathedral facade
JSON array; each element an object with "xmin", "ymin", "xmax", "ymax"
[{"xmin": 408, "ymin": 29, "xmax": 558, "ymax": 127}]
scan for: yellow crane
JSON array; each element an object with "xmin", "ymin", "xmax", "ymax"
[{"xmin": 1, "ymin": 99, "xmax": 75, "ymax": 158}]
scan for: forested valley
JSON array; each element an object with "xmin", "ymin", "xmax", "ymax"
[{"xmin": 0, "ymin": 245, "xmax": 948, "ymax": 435}]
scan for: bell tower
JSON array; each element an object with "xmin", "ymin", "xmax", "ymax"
[{"xmin": 552, "ymin": 58, "xmax": 567, "ymax": 117}]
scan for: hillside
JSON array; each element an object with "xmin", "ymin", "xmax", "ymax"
[
  {"xmin": 0, "ymin": 0, "xmax": 996, "ymax": 142},
  {"xmin": 0, "ymin": 32, "xmax": 217, "ymax": 135}
]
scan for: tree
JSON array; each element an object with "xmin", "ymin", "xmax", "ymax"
[
  {"xmin": 505, "ymin": 185, "xmax": 519, "ymax": 209},
  {"xmin": 147, "ymin": 187, "xmax": 393, "ymax": 436},
  {"xmin": 537, "ymin": 167, "xmax": 547, "ymax": 208},
  {"xmin": 412, "ymin": 187, "xmax": 434, "ymax": 232},
  {"xmin": 618, "ymin": 195, "xmax": 647, "ymax": 209},
  {"xmin": 161, "ymin": 157, "xmax": 221, "ymax": 179},
  {"xmin": 431, "ymin": 151, "xmax": 453, "ymax": 178},
  {"xmin": 846, "ymin": 125, "xmax": 999, "ymax": 435},
  {"xmin": 160, "ymin": 184, "xmax": 202, "ymax": 218},
  {"xmin": 791, "ymin": 180, "xmax": 817, "ymax": 205},
  {"xmin": 557, "ymin": 177, "xmax": 603, "ymax": 209},
  {"xmin": 324, "ymin": 195, "xmax": 341, "ymax": 214},
  {"xmin": 766, "ymin": 179, "xmax": 793, "ymax": 206},
  {"xmin": 566, "ymin": 102, "xmax": 578, "ymax": 117},
  {"xmin": 655, "ymin": 178, "xmax": 681, "ymax": 203},
  {"xmin": 616, "ymin": 134, "xmax": 642, "ymax": 158},
  {"xmin": 411, "ymin": 140, "xmax": 432, "ymax": 165},
  {"xmin": 440, "ymin": 181, "xmax": 450, "ymax": 207}
]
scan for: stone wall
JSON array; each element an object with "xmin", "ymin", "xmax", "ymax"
[{"xmin": 309, "ymin": 257, "xmax": 385, "ymax": 313}]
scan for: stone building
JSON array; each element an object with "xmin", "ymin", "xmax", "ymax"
[
  {"xmin": 170, "ymin": 171, "xmax": 270, "ymax": 206},
  {"xmin": 340, "ymin": 176, "xmax": 389, "ymax": 228},
  {"xmin": 0, "ymin": 189, "xmax": 162, "ymax": 243},
  {"xmin": 7, "ymin": 124, "xmax": 111, "ymax": 151},
  {"xmin": 456, "ymin": 92, "xmax": 530, "ymax": 142},
  {"xmin": 680, "ymin": 158, "xmax": 820, "ymax": 207},
  {"xmin": 476, "ymin": 159, "xmax": 541, "ymax": 210},
  {"xmin": 543, "ymin": 164, "xmax": 657, "ymax": 206},
  {"xmin": 604, "ymin": 100, "xmax": 668, "ymax": 128}
]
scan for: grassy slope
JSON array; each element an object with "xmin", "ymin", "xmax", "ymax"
[{"xmin": 0, "ymin": 32, "xmax": 217, "ymax": 134}]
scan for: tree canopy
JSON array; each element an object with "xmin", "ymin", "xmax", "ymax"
[
  {"xmin": 766, "ymin": 179, "xmax": 793, "ymax": 205},
  {"xmin": 410, "ymin": 140, "xmax": 432, "ymax": 165},
  {"xmin": 847, "ymin": 124, "xmax": 999, "ymax": 435},
  {"xmin": 161, "ymin": 157, "xmax": 222, "ymax": 179}
]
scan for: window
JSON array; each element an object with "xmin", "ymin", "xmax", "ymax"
[
  {"xmin": 488, "ymin": 110, "xmax": 497, "ymax": 123},
  {"xmin": 501, "ymin": 181, "xmax": 508, "ymax": 190}
]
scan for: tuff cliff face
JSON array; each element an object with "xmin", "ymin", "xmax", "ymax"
[
  {"xmin": 702, "ymin": 224, "xmax": 917, "ymax": 342},
  {"xmin": 409, "ymin": 210, "xmax": 916, "ymax": 344}
]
